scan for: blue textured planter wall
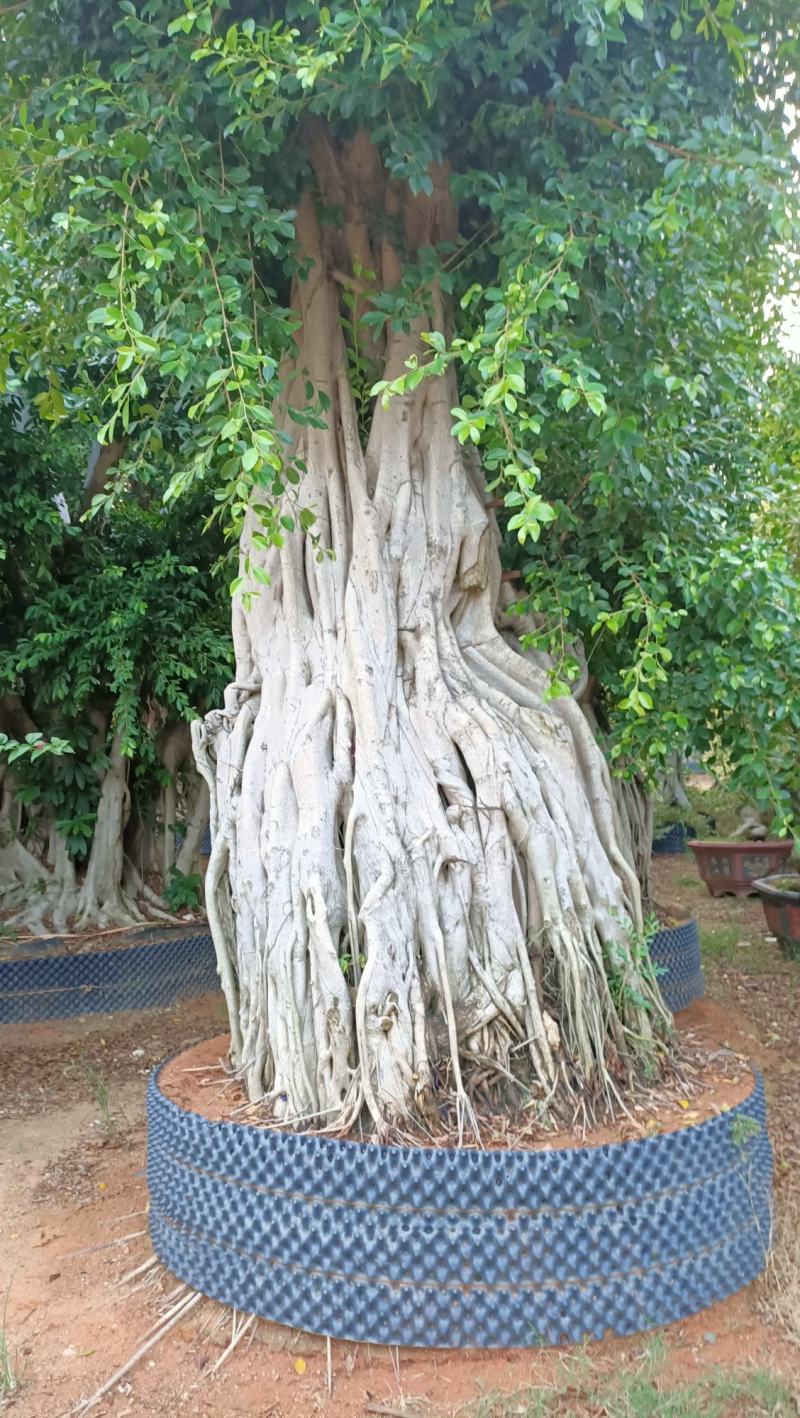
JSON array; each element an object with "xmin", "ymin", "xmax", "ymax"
[
  {"xmin": 650, "ymin": 919, "xmax": 704, "ymax": 1013},
  {"xmin": 652, "ymin": 822, "xmax": 692, "ymax": 855},
  {"xmin": 147, "ymin": 1061, "xmax": 771, "ymax": 1349},
  {"xmin": 0, "ymin": 931, "xmax": 218, "ymax": 1024},
  {"xmin": 174, "ymin": 826, "xmax": 213, "ymax": 855}
]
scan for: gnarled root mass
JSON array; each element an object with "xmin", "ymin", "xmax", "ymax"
[
  {"xmin": 196, "ymin": 131, "xmax": 672, "ymax": 1137},
  {"xmin": 0, "ymin": 717, "xmax": 208, "ymax": 935}
]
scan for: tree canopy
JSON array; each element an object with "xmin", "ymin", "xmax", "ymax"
[{"xmin": 2, "ymin": 0, "xmax": 798, "ymax": 828}]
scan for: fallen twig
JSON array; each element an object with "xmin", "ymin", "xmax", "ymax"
[
  {"xmin": 59, "ymin": 1289, "xmax": 202, "ymax": 1416},
  {"xmin": 62, "ymin": 1229, "xmax": 147, "ymax": 1260},
  {"xmin": 114, "ymin": 1254, "xmax": 159, "ymax": 1289},
  {"xmin": 211, "ymin": 1310, "xmax": 256, "ymax": 1375}
]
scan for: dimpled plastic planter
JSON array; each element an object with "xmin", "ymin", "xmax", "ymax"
[
  {"xmin": 649, "ymin": 920, "xmax": 704, "ymax": 1014},
  {"xmin": 0, "ymin": 931, "xmax": 218, "ymax": 1024},
  {"xmin": 147, "ymin": 1059, "xmax": 771, "ymax": 1349},
  {"xmin": 652, "ymin": 822, "xmax": 692, "ymax": 855}
]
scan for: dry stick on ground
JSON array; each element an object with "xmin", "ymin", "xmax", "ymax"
[
  {"xmin": 114, "ymin": 1254, "xmax": 159, "ymax": 1289},
  {"xmin": 142, "ymin": 1286, "xmax": 195, "ymax": 1338},
  {"xmin": 210, "ymin": 1311, "xmax": 256, "ymax": 1376},
  {"xmin": 62, "ymin": 1229, "xmax": 146, "ymax": 1260},
  {"xmin": 364, "ymin": 1406, "xmax": 427, "ymax": 1417},
  {"xmin": 60, "ymin": 1290, "xmax": 202, "ymax": 1417},
  {"xmin": 760, "ymin": 1183, "xmax": 800, "ymax": 1344},
  {"xmin": 8, "ymin": 914, "xmax": 204, "ymax": 949}
]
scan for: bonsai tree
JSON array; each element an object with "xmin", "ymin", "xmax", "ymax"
[{"xmin": 1, "ymin": 0, "xmax": 798, "ymax": 1130}]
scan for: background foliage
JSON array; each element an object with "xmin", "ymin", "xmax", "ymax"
[{"xmin": 0, "ymin": 395, "xmax": 231, "ymax": 863}]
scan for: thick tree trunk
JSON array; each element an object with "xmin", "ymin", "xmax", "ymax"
[
  {"xmin": 0, "ymin": 791, "xmax": 79, "ymax": 934},
  {"xmin": 612, "ymin": 776, "xmax": 654, "ymax": 911},
  {"xmin": 158, "ymin": 723, "xmax": 192, "ymax": 881},
  {"xmin": 125, "ymin": 803, "xmax": 159, "ymax": 883},
  {"xmin": 174, "ymin": 776, "xmax": 210, "ymax": 879},
  {"xmin": 577, "ymin": 684, "xmax": 653, "ymax": 911},
  {"xmin": 0, "ymin": 708, "xmax": 184, "ymax": 933},
  {"xmin": 0, "ymin": 781, "xmax": 52, "ymax": 930},
  {"xmin": 76, "ymin": 729, "xmax": 142, "ymax": 928},
  {"xmin": 196, "ymin": 132, "xmax": 671, "ymax": 1135},
  {"xmin": 662, "ymin": 751, "xmax": 691, "ymax": 812}
]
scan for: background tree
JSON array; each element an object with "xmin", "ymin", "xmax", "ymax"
[
  {"xmin": 0, "ymin": 0, "xmax": 798, "ymax": 1131},
  {"xmin": 0, "ymin": 394, "xmax": 232, "ymax": 931}
]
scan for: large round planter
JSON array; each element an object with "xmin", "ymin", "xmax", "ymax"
[
  {"xmin": 649, "ymin": 920, "xmax": 704, "ymax": 1013},
  {"xmin": 754, "ymin": 875, "xmax": 800, "ymax": 961},
  {"xmin": 652, "ymin": 822, "xmax": 693, "ymax": 855},
  {"xmin": 174, "ymin": 825, "xmax": 213, "ymax": 855},
  {"xmin": 0, "ymin": 930, "xmax": 218, "ymax": 1024},
  {"xmin": 147, "ymin": 1057, "xmax": 771, "ymax": 1349},
  {"xmin": 689, "ymin": 840, "xmax": 793, "ymax": 897}
]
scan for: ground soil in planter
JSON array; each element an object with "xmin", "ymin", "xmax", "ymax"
[{"xmin": 159, "ymin": 1030, "xmax": 753, "ymax": 1149}]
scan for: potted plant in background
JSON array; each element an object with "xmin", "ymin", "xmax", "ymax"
[
  {"xmin": 652, "ymin": 806, "xmax": 699, "ymax": 855},
  {"xmin": 753, "ymin": 872, "xmax": 800, "ymax": 958},
  {"xmin": 651, "ymin": 752, "xmax": 701, "ymax": 854},
  {"xmin": 686, "ymin": 794, "xmax": 793, "ymax": 897}
]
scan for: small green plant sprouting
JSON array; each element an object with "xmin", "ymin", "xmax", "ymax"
[
  {"xmin": 163, "ymin": 866, "xmax": 202, "ymax": 913},
  {"xmin": 0, "ymin": 1285, "xmax": 21, "ymax": 1406},
  {"xmin": 605, "ymin": 911, "xmax": 664, "ymax": 1017},
  {"xmin": 96, "ymin": 1077, "xmax": 112, "ymax": 1133},
  {"xmin": 730, "ymin": 1114, "xmax": 761, "ymax": 1150},
  {"xmin": 338, "ymin": 950, "xmax": 367, "ymax": 984},
  {"xmin": 463, "ymin": 1342, "xmax": 794, "ymax": 1415},
  {"xmin": 81, "ymin": 1058, "xmax": 114, "ymax": 1135},
  {"xmin": 340, "ymin": 260, "xmax": 381, "ymax": 444}
]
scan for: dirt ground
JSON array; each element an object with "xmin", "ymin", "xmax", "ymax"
[{"xmin": 2, "ymin": 856, "xmax": 799, "ymax": 1418}]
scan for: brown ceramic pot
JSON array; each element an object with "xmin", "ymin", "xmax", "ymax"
[
  {"xmin": 753, "ymin": 875, "xmax": 800, "ymax": 959},
  {"xmin": 689, "ymin": 839, "xmax": 793, "ymax": 897}
]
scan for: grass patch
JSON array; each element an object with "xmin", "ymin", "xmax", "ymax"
[
  {"xmin": 700, "ymin": 925, "xmax": 769, "ymax": 973},
  {"xmin": 0, "ymin": 1288, "xmax": 21, "ymax": 1409},
  {"xmin": 677, "ymin": 875, "xmax": 704, "ymax": 889},
  {"xmin": 761, "ymin": 1183, "xmax": 800, "ymax": 1347},
  {"xmin": 80, "ymin": 1056, "xmax": 115, "ymax": 1135},
  {"xmin": 463, "ymin": 1346, "xmax": 794, "ymax": 1416}
]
